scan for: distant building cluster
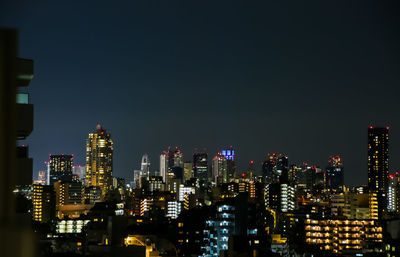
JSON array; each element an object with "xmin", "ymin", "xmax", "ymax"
[{"xmin": 3, "ymin": 28, "xmax": 400, "ymax": 257}]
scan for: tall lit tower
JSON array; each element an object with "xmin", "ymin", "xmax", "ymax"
[
  {"xmin": 85, "ymin": 124, "xmax": 113, "ymax": 198},
  {"xmin": 221, "ymin": 146, "xmax": 235, "ymax": 181},
  {"xmin": 212, "ymin": 153, "xmax": 227, "ymax": 184},
  {"xmin": 325, "ymin": 155, "xmax": 344, "ymax": 190},
  {"xmin": 368, "ymin": 126, "xmax": 389, "ymax": 219},
  {"xmin": 160, "ymin": 147, "xmax": 184, "ymax": 183},
  {"xmin": 141, "ymin": 153, "xmax": 151, "ymax": 178}
]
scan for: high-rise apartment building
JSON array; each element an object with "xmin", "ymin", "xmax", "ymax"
[
  {"xmin": 49, "ymin": 154, "xmax": 73, "ymax": 185},
  {"xmin": 325, "ymin": 156, "xmax": 344, "ymax": 190},
  {"xmin": 32, "ymin": 184, "xmax": 55, "ymax": 223},
  {"xmin": 85, "ymin": 124, "xmax": 113, "ymax": 198},
  {"xmin": 193, "ymin": 152, "xmax": 208, "ymax": 182},
  {"xmin": 388, "ymin": 173, "xmax": 400, "ymax": 214},
  {"xmin": 367, "ymin": 126, "xmax": 389, "ymax": 219}
]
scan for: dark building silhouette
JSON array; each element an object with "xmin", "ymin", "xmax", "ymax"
[
  {"xmin": 193, "ymin": 152, "xmax": 208, "ymax": 182},
  {"xmin": 325, "ymin": 155, "xmax": 344, "ymax": 190}
]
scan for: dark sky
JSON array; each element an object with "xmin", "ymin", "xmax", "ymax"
[{"xmin": 2, "ymin": 1, "xmax": 400, "ymax": 186}]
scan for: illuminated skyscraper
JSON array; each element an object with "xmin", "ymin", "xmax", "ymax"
[
  {"xmin": 326, "ymin": 156, "xmax": 344, "ymax": 190},
  {"xmin": 49, "ymin": 154, "xmax": 73, "ymax": 185},
  {"xmin": 193, "ymin": 152, "xmax": 208, "ymax": 182},
  {"xmin": 367, "ymin": 126, "xmax": 389, "ymax": 219},
  {"xmin": 141, "ymin": 153, "xmax": 151, "ymax": 178},
  {"xmin": 221, "ymin": 146, "xmax": 235, "ymax": 181},
  {"xmin": 160, "ymin": 147, "xmax": 184, "ymax": 183},
  {"xmin": 85, "ymin": 124, "xmax": 113, "ymax": 199},
  {"xmin": 212, "ymin": 153, "xmax": 227, "ymax": 184}
]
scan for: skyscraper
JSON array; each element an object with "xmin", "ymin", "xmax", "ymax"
[
  {"xmin": 367, "ymin": 126, "xmax": 389, "ymax": 219},
  {"xmin": 160, "ymin": 147, "xmax": 184, "ymax": 184},
  {"xmin": 193, "ymin": 152, "xmax": 208, "ymax": 182},
  {"xmin": 262, "ymin": 153, "xmax": 288, "ymax": 184},
  {"xmin": 221, "ymin": 146, "xmax": 235, "ymax": 181},
  {"xmin": 85, "ymin": 124, "xmax": 113, "ymax": 198},
  {"xmin": 212, "ymin": 153, "xmax": 227, "ymax": 184},
  {"xmin": 49, "ymin": 154, "xmax": 73, "ymax": 185},
  {"xmin": 141, "ymin": 153, "xmax": 151, "ymax": 178},
  {"xmin": 325, "ymin": 155, "xmax": 344, "ymax": 190}
]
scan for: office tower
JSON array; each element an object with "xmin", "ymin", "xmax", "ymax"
[
  {"xmin": 32, "ymin": 184, "xmax": 55, "ymax": 223},
  {"xmin": 193, "ymin": 153, "xmax": 208, "ymax": 182},
  {"xmin": 221, "ymin": 147, "xmax": 235, "ymax": 181},
  {"xmin": 326, "ymin": 155, "xmax": 344, "ymax": 190},
  {"xmin": 367, "ymin": 126, "xmax": 389, "ymax": 219},
  {"xmin": 133, "ymin": 169, "xmax": 143, "ymax": 188},
  {"xmin": 141, "ymin": 153, "xmax": 150, "ymax": 178},
  {"xmin": 160, "ymin": 153, "xmax": 168, "ymax": 183},
  {"xmin": 160, "ymin": 147, "xmax": 184, "ymax": 184},
  {"xmin": 262, "ymin": 153, "xmax": 288, "ymax": 184},
  {"xmin": 183, "ymin": 161, "xmax": 193, "ymax": 181},
  {"xmin": 85, "ymin": 124, "xmax": 113, "ymax": 198},
  {"xmin": 49, "ymin": 154, "xmax": 73, "ymax": 185},
  {"xmin": 212, "ymin": 153, "xmax": 227, "ymax": 184}
]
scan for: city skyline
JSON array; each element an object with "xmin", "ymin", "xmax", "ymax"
[
  {"xmin": 33, "ymin": 124, "xmax": 397, "ymax": 188},
  {"xmin": 2, "ymin": 1, "xmax": 399, "ymax": 187}
]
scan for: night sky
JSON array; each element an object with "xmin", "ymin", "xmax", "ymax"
[{"xmin": 2, "ymin": 1, "xmax": 400, "ymax": 186}]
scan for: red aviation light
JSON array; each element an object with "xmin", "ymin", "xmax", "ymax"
[
  {"xmin": 369, "ymin": 126, "xmax": 373, "ymax": 129},
  {"xmin": 386, "ymin": 126, "xmax": 390, "ymax": 130}
]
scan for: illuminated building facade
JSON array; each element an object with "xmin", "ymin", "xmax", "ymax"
[
  {"xmin": 265, "ymin": 183, "xmax": 295, "ymax": 213},
  {"xmin": 326, "ymin": 155, "xmax": 344, "ymax": 190},
  {"xmin": 140, "ymin": 153, "xmax": 150, "ymax": 178},
  {"xmin": 193, "ymin": 152, "xmax": 208, "ymax": 182},
  {"xmin": 367, "ymin": 126, "xmax": 389, "ymax": 219},
  {"xmin": 183, "ymin": 161, "xmax": 193, "ymax": 181},
  {"xmin": 160, "ymin": 147, "xmax": 184, "ymax": 184},
  {"xmin": 85, "ymin": 124, "xmax": 113, "ymax": 198},
  {"xmin": 212, "ymin": 153, "xmax": 227, "ymax": 184},
  {"xmin": 32, "ymin": 184, "xmax": 55, "ymax": 223},
  {"xmin": 49, "ymin": 154, "xmax": 73, "ymax": 185},
  {"xmin": 388, "ymin": 173, "xmax": 399, "ymax": 214},
  {"xmin": 221, "ymin": 147, "xmax": 235, "ymax": 181},
  {"xmin": 305, "ymin": 219, "xmax": 383, "ymax": 254},
  {"xmin": 148, "ymin": 176, "xmax": 164, "ymax": 192},
  {"xmin": 201, "ymin": 204, "xmax": 235, "ymax": 257}
]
